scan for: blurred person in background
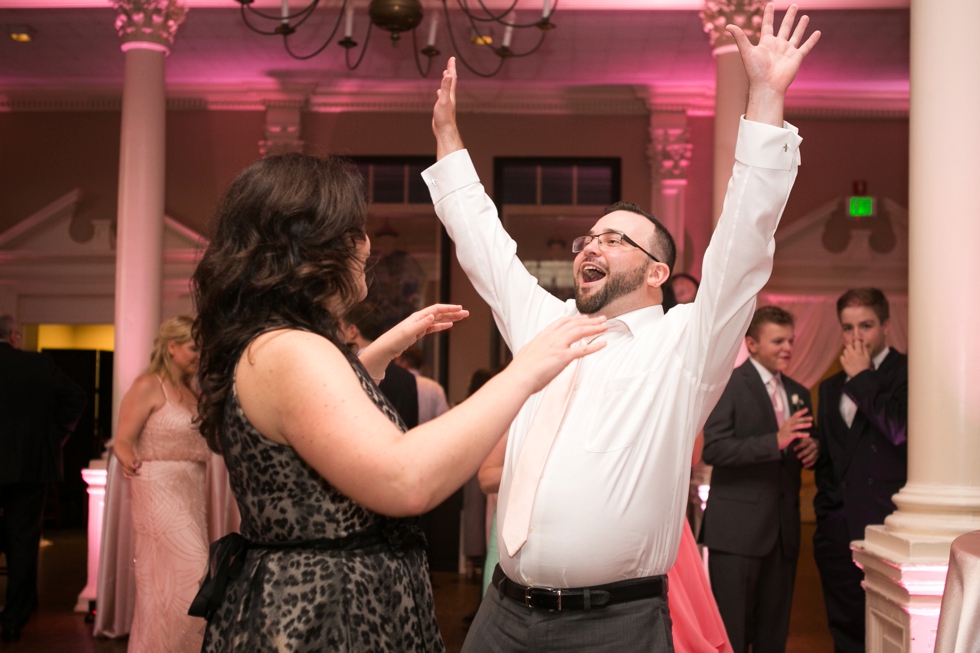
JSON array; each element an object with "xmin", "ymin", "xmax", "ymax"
[
  {"xmin": 112, "ymin": 316, "xmax": 210, "ymax": 653},
  {"xmin": 0, "ymin": 315, "xmax": 86, "ymax": 644}
]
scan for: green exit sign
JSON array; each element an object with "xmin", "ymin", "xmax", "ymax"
[{"xmin": 849, "ymin": 196, "xmax": 876, "ymax": 217}]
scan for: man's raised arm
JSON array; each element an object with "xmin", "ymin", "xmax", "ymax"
[
  {"xmin": 422, "ymin": 59, "xmax": 568, "ymax": 352},
  {"xmin": 432, "ymin": 61, "xmax": 464, "ymax": 162},
  {"xmin": 680, "ymin": 4, "xmax": 820, "ymax": 399}
]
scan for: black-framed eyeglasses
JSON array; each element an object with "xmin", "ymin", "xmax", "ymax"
[{"xmin": 572, "ymin": 231, "xmax": 661, "ymax": 263}]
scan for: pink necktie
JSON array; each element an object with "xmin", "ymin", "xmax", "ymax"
[
  {"xmin": 501, "ymin": 356, "xmax": 580, "ymax": 557},
  {"xmin": 769, "ymin": 376, "xmax": 786, "ymax": 427}
]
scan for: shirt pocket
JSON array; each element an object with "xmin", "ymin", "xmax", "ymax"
[{"xmin": 584, "ymin": 372, "xmax": 651, "ymax": 453}]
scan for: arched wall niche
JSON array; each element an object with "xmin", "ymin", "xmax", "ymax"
[
  {"xmin": 748, "ymin": 195, "xmax": 909, "ymax": 391},
  {"xmin": 0, "ymin": 188, "xmax": 206, "ymax": 327}
]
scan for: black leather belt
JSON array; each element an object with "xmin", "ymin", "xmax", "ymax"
[{"xmin": 491, "ymin": 565, "xmax": 667, "ymax": 612}]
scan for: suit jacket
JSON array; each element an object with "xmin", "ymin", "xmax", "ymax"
[
  {"xmin": 378, "ymin": 362, "xmax": 419, "ymax": 429},
  {"xmin": 701, "ymin": 358, "xmax": 811, "ymax": 559},
  {"xmin": 813, "ymin": 349, "xmax": 907, "ymax": 542},
  {"xmin": 0, "ymin": 342, "xmax": 88, "ymax": 485}
]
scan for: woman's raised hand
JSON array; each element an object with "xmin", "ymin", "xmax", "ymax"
[
  {"xmin": 375, "ymin": 304, "xmax": 469, "ymax": 361},
  {"xmin": 509, "ymin": 315, "xmax": 608, "ymax": 395}
]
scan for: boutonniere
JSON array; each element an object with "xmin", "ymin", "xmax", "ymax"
[{"xmin": 790, "ymin": 393, "xmax": 804, "ymax": 411}]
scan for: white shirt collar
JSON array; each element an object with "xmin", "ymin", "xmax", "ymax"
[
  {"xmin": 603, "ymin": 304, "xmax": 665, "ymax": 337},
  {"xmin": 748, "ymin": 356, "xmax": 779, "ymax": 386},
  {"xmin": 873, "ymin": 346, "xmax": 890, "ymax": 370}
]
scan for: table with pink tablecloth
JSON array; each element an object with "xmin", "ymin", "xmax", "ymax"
[{"xmin": 935, "ymin": 530, "xmax": 980, "ymax": 653}]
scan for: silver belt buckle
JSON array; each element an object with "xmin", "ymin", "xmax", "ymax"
[{"xmin": 525, "ymin": 587, "xmax": 562, "ymax": 611}]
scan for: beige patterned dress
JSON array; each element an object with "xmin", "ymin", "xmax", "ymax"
[{"xmin": 129, "ymin": 377, "xmax": 211, "ymax": 653}]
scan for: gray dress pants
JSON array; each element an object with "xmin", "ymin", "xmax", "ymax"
[{"xmin": 462, "ymin": 580, "xmax": 674, "ymax": 653}]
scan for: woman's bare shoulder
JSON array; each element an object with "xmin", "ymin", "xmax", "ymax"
[
  {"xmin": 127, "ymin": 374, "xmax": 167, "ymax": 412},
  {"xmin": 239, "ymin": 328, "xmax": 348, "ymax": 375},
  {"xmin": 235, "ymin": 328, "xmax": 366, "ymax": 444}
]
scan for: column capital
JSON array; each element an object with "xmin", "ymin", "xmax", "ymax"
[
  {"xmin": 700, "ymin": 0, "xmax": 764, "ymax": 50},
  {"xmin": 113, "ymin": 0, "xmax": 187, "ymax": 52},
  {"xmin": 649, "ymin": 128, "xmax": 693, "ymax": 181}
]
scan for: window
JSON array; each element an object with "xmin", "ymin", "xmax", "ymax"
[
  {"xmin": 349, "ymin": 156, "xmax": 436, "ymax": 205},
  {"xmin": 490, "ymin": 157, "xmax": 621, "ymax": 368},
  {"xmin": 348, "ymin": 156, "xmax": 449, "ymax": 385},
  {"xmin": 495, "ymin": 158, "xmax": 620, "ymax": 207}
]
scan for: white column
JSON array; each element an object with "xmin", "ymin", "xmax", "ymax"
[
  {"xmin": 76, "ymin": 461, "xmax": 108, "ymax": 612},
  {"xmin": 853, "ymin": 0, "xmax": 980, "ymax": 651},
  {"xmin": 711, "ymin": 47, "xmax": 748, "ymax": 227},
  {"xmin": 700, "ymin": 0, "xmax": 761, "ymax": 227},
  {"xmin": 648, "ymin": 120, "xmax": 693, "ymax": 271},
  {"xmin": 110, "ymin": 0, "xmax": 185, "ymax": 429}
]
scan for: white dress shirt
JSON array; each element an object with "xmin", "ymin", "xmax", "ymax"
[
  {"xmin": 422, "ymin": 117, "xmax": 802, "ymax": 588},
  {"xmin": 840, "ymin": 346, "xmax": 890, "ymax": 428},
  {"xmin": 748, "ymin": 357, "xmax": 790, "ymax": 423}
]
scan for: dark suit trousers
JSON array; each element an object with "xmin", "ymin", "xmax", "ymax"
[
  {"xmin": 813, "ymin": 513, "xmax": 865, "ymax": 653},
  {"xmin": 0, "ymin": 483, "xmax": 46, "ymax": 630},
  {"xmin": 462, "ymin": 581, "xmax": 674, "ymax": 653},
  {"xmin": 708, "ymin": 533, "xmax": 797, "ymax": 653}
]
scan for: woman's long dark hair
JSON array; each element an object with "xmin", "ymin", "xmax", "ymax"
[{"xmin": 193, "ymin": 154, "xmax": 367, "ymax": 452}]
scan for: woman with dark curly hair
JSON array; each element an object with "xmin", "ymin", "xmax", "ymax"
[{"xmin": 190, "ymin": 153, "xmax": 607, "ymax": 652}]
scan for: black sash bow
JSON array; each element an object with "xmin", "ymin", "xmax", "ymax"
[{"xmin": 189, "ymin": 518, "xmax": 425, "ymax": 621}]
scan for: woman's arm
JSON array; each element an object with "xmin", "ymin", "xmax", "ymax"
[
  {"xmin": 112, "ymin": 375, "xmax": 166, "ymax": 478},
  {"xmin": 478, "ymin": 433, "xmax": 507, "ymax": 495},
  {"xmin": 236, "ymin": 316, "xmax": 606, "ymax": 517}
]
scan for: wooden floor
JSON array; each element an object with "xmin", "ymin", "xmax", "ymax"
[{"xmin": 0, "ymin": 526, "xmax": 834, "ymax": 652}]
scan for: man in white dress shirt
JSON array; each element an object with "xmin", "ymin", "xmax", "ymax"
[{"xmin": 423, "ymin": 5, "xmax": 820, "ymax": 650}]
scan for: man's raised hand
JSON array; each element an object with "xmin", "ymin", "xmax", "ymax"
[
  {"xmin": 432, "ymin": 57, "xmax": 464, "ymax": 161},
  {"xmin": 731, "ymin": 3, "xmax": 821, "ymax": 126}
]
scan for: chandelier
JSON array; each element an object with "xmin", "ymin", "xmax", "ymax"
[{"xmin": 235, "ymin": 0, "xmax": 558, "ymax": 78}]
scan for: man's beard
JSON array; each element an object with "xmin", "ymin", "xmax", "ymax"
[{"xmin": 574, "ymin": 261, "xmax": 647, "ymax": 314}]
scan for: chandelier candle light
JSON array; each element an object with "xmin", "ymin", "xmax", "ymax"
[{"xmin": 236, "ymin": 0, "xmax": 557, "ymax": 77}]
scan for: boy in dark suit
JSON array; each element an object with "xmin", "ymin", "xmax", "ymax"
[
  {"xmin": 702, "ymin": 305, "xmax": 818, "ymax": 653},
  {"xmin": 0, "ymin": 315, "xmax": 87, "ymax": 642},
  {"xmin": 813, "ymin": 288, "xmax": 907, "ymax": 653}
]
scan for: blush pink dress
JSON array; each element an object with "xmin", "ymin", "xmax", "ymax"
[
  {"xmin": 128, "ymin": 378, "xmax": 211, "ymax": 653},
  {"xmin": 667, "ymin": 520, "xmax": 734, "ymax": 653}
]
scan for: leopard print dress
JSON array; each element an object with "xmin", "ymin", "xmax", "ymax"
[{"xmin": 201, "ymin": 342, "xmax": 445, "ymax": 653}]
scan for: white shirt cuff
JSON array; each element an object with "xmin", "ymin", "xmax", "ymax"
[
  {"xmin": 734, "ymin": 116, "xmax": 803, "ymax": 170},
  {"xmin": 421, "ymin": 149, "xmax": 480, "ymax": 205}
]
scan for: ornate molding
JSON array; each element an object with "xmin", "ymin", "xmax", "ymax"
[
  {"xmin": 650, "ymin": 128, "xmax": 693, "ymax": 179},
  {"xmin": 112, "ymin": 0, "xmax": 187, "ymax": 49},
  {"xmin": 700, "ymin": 0, "xmax": 765, "ymax": 49},
  {"xmin": 0, "ymin": 84, "xmax": 910, "ymax": 118}
]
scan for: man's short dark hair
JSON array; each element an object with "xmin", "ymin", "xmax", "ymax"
[
  {"xmin": 602, "ymin": 201, "xmax": 677, "ymax": 274},
  {"xmin": 344, "ymin": 302, "xmax": 385, "ymax": 342},
  {"xmin": 837, "ymin": 288, "xmax": 889, "ymax": 323},
  {"xmin": 746, "ymin": 305, "xmax": 795, "ymax": 340},
  {"xmin": 399, "ymin": 346, "xmax": 424, "ymax": 370},
  {"xmin": 0, "ymin": 315, "xmax": 15, "ymax": 340}
]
